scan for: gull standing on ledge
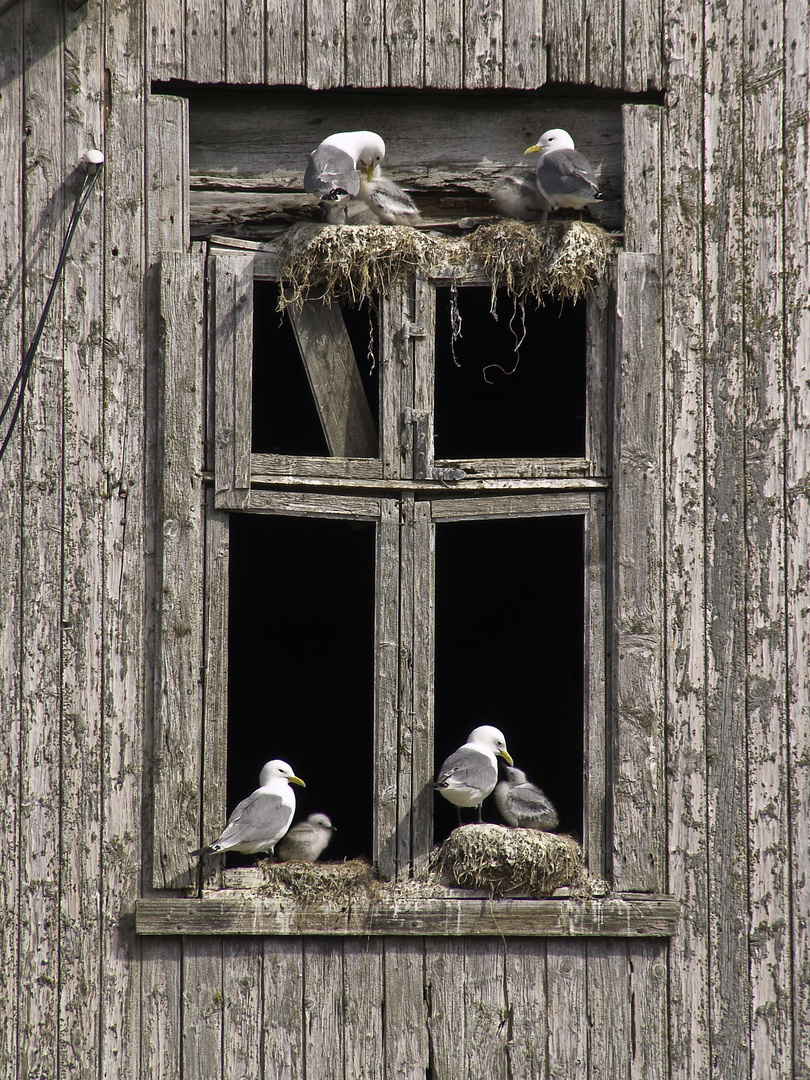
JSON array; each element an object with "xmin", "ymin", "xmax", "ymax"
[
  {"xmin": 495, "ymin": 766, "xmax": 559, "ymax": 831},
  {"xmin": 524, "ymin": 128, "xmax": 602, "ymax": 212},
  {"xmin": 192, "ymin": 759, "xmax": 305, "ymax": 858},
  {"xmin": 277, "ymin": 812, "xmax": 336, "ymax": 862},
  {"xmin": 434, "ymin": 726, "xmax": 514, "ymax": 826},
  {"xmin": 304, "ymin": 130, "xmax": 386, "ymax": 221}
]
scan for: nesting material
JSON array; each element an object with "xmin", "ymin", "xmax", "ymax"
[
  {"xmin": 256, "ymin": 857, "xmax": 382, "ymax": 903},
  {"xmin": 433, "ymin": 823, "xmax": 591, "ymax": 898},
  {"xmin": 276, "ymin": 219, "xmax": 615, "ymax": 311}
]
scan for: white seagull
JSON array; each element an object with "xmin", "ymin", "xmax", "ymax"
[
  {"xmin": 276, "ymin": 812, "xmax": 336, "ymax": 862},
  {"xmin": 192, "ymin": 759, "xmax": 305, "ymax": 857},
  {"xmin": 434, "ymin": 726, "xmax": 513, "ymax": 826},
  {"xmin": 304, "ymin": 130, "xmax": 386, "ymax": 220},
  {"xmin": 495, "ymin": 766, "xmax": 559, "ymax": 831},
  {"xmin": 524, "ymin": 128, "xmax": 602, "ymax": 211}
]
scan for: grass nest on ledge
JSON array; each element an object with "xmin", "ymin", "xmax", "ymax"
[
  {"xmin": 433, "ymin": 824, "xmax": 610, "ymax": 899},
  {"xmin": 276, "ymin": 219, "xmax": 615, "ymax": 311}
]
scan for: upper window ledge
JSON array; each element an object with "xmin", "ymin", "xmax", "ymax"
[{"xmin": 135, "ymin": 893, "xmax": 679, "ymax": 938}]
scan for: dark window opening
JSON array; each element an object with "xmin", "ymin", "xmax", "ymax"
[
  {"xmin": 434, "ymin": 288, "xmax": 586, "ymax": 460},
  {"xmin": 433, "ymin": 515, "xmax": 585, "ymax": 843},
  {"xmin": 252, "ymin": 283, "xmax": 378, "ymax": 456},
  {"xmin": 227, "ymin": 513, "xmax": 376, "ymax": 865}
]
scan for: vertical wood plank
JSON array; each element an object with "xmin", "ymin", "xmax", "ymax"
[
  {"xmin": 262, "ymin": 938, "xmax": 304, "ymax": 1080},
  {"xmin": 141, "ymin": 939, "xmax": 182, "ymax": 1080},
  {"xmin": 465, "ymin": 939, "xmax": 508, "ymax": 1080},
  {"xmin": 306, "ymin": 0, "xmax": 345, "ymax": 89},
  {"xmin": 743, "ymin": 0, "xmax": 792, "ymax": 1075},
  {"xmin": 424, "ymin": 0, "xmax": 463, "ymax": 88},
  {"xmin": 544, "ymin": 0, "xmax": 587, "ymax": 85},
  {"xmin": 146, "ymin": 95, "xmax": 190, "ymax": 256},
  {"xmin": 211, "ymin": 253, "xmax": 254, "ymax": 509},
  {"xmin": 585, "ymin": 0, "xmax": 622, "ymax": 88},
  {"xmin": 153, "ymin": 252, "xmax": 206, "ymax": 889},
  {"xmin": 386, "ymin": 0, "xmax": 425, "ymax": 87},
  {"xmin": 503, "ymin": 939, "xmax": 549, "ymax": 1080},
  {"xmin": 584, "ymin": 497, "xmax": 608, "ymax": 878},
  {"xmin": 182, "ymin": 938, "xmax": 224, "ymax": 1080},
  {"xmin": 266, "ymin": 0, "xmax": 305, "ymax": 85},
  {"xmin": 375, "ymin": 499, "xmax": 401, "ymax": 879},
  {"xmin": 346, "ymin": 0, "xmax": 386, "ymax": 86},
  {"xmin": 623, "ymin": 0, "xmax": 664, "ymax": 91},
  {"xmin": 546, "ymin": 941, "xmax": 588, "ymax": 1078},
  {"xmin": 304, "ymin": 939, "xmax": 344, "ymax": 1080},
  {"xmin": 585, "ymin": 280, "xmax": 612, "ymax": 479},
  {"xmin": 149, "ymin": 0, "xmax": 185, "ymax": 80},
  {"xmin": 622, "ymin": 104, "xmax": 663, "ymax": 255},
  {"xmin": 17, "ymin": 4, "xmax": 64, "ymax": 1075},
  {"xmin": 0, "ymin": 8, "xmax": 22, "ymax": 1078},
  {"xmin": 225, "ymin": 0, "xmax": 264, "ymax": 83},
  {"xmin": 222, "ymin": 938, "xmax": 263, "ymax": 1080},
  {"xmin": 397, "ymin": 491, "xmax": 416, "ymax": 875},
  {"xmin": 102, "ymin": 1, "xmax": 146, "ymax": 1073},
  {"xmin": 425, "ymin": 940, "xmax": 466, "ymax": 1080},
  {"xmin": 612, "ymin": 252, "xmax": 665, "ymax": 892},
  {"xmin": 384, "ymin": 939, "xmax": 428, "ymax": 1080},
  {"xmin": 628, "ymin": 939, "xmax": 668, "ymax": 1080},
  {"xmin": 60, "ymin": 6, "xmax": 105, "ymax": 1077},
  {"xmin": 586, "ymin": 939, "xmax": 630, "ymax": 1080},
  {"xmin": 343, "ymin": 940, "xmax": 385, "ymax": 1080},
  {"xmin": 661, "ymin": 0, "xmax": 709, "ymax": 1074},
  {"xmin": 380, "ymin": 281, "xmax": 408, "ymax": 482},
  {"xmin": 185, "ymin": 0, "xmax": 226, "ymax": 83},
  {"xmin": 463, "ymin": 0, "xmax": 504, "ymax": 88},
  {"xmin": 411, "ymin": 499, "xmax": 435, "ymax": 866},
  {"xmin": 703, "ymin": 0, "xmax": 749, "ymax": 1070},
  {"xmin": 785, "ymin": 0, "xmax": 810, "ymax": 1070},
  {"xmin": 503, "ymin": 0, "xmax": 544, "ymax": 87}
]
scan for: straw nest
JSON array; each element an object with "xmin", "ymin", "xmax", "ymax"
[
  {"xmin": 276, "ymin": 219, "xmax": 615, "ymax": 311},
  {"xmin": 255, "ymin": 857, "xmax": 449, "ymax": 904},
  {"xmin": 433, "ymin": 824, "xmax": 608, "ymax": 899}
]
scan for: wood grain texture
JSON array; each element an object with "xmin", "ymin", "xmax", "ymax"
[
  {"xmin": 17, "ymin": 6, "xmax": 64, "ymax": 1075},
  {"xmin": 375, "ymin": 499, "xmax": 401, "ymax": 878},
  {"xmin": 0, "ymin": 9, "xmax": 22, "ymax": 1078},
  {"xmin": 386, "ymin": 0, "xmax": 425, "ymax": 87},
  {"xmin": 411, "ymin": 499, "xmax": 435, "ymax": 865},
  {"xmin": 465, "ymin": 939, "xmax": 508, "ymax": 1079},
  {"xmin": 503, "ymin": 0, "xmax": 544, "ymax": 87},
  {"xmin": 153, "ymin": 252, "xmax": 206, "ymax": 889},
  {"xmin": 463, "ymin": 0, "xmax": 504, "ymax": 88},
  {"xmin": 622, "ymin": 104, "xmax": 663, "ymax": 255},
  {"xmin": 149, "ymin": 0, "xmax": 185, "ymax": 80},
  {"xmin": 306, "ymin": 0, "xmax": 345, "ymax": 88},
  {"xmin": 584, "ymin": 497, "xmax": 608, "ymax": 878},
  {"xmin": 181, "ymin": 937, "xmax": 224, "ymax": 1080},
  {"xmin": 612, "ymin": 252, "xmax": 665, "ymax": 892},
  {"xmin": 346, "ymin": 0, "xmax": 386, "ymax": 86},
  {"xmin": 503, "ymin": 938, "xmax": 548, "ymax": 1079},
  {"xmin": 185, "ymin": 0, "xmax": 225, "ymax": 82},
  {"xmin": 544, "ymin": 0, "xmax": 587, "ymax": 85},
  {"xmin": 743, "ymin": 0, "xmax": 792, "ymax": 1075},
  {"xmin": 146, "ymin": 95, "xmax": 190, "ymax": 255},
  {"xmin": 225, "ymin": 0, "xmax": 263, "ymax": 83},
  {"xmin": 262, "ymin": 938, "xmax": 305, "ymax": 1080},
  {"xmin": 343, "ymin": 939, "xmax": 385, "ymax": 1080},
  {"xmin": 628, "ymin": 939, "xmax": 668, "ymax": 1079},
  {"xmin": 587, "ymin": 939, "xmax": 630, "ymax": 1079},
  {"xmin": 222, "ymin": 938, "xmax": 263, "ymax": 1080},
  {"xmin": 623, "ymin": 0, "xmax": 664, "ymax": 91},
  {"xmin": 304, "ymin": 939, "xmax": 344, "ymax": 1080},
  {"xmin": 265, "ymin": 0, "xmax": 305, "ymax": 85},
  {"xmin": 424, "ymin": 0, "xmax": 463, "ymax": 87},
  {"xmin": 141, "ymin": 939, "xmax": 182, "ymax": 1080},
  {"xmin": 384, "ymin": 938, "xmax": 429, "ymax": 1079},
  {"xmin": 546, "ymin": 940, "xmax": 587, "ymax": 1078},
  {"xmin": 425, "ymin": 939, "xmax": 466, "ymax": 1079},
  {"xmin": 397, "ymin": 492, "xmax": 416, "ymax": 873},
  {"xmin": 586, "ymin": 0, "xmax": 622, "ymax": 88}
]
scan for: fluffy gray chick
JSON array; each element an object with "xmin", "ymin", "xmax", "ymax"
[
  {"xmin": 495, "ymin": 767, "xmax": 559, "ymax": 831},
  {"xmin": 276, "ymin": 812, "xmax": 336, "ymax": 862}
]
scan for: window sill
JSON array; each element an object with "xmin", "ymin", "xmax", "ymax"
[{"xmin": 135, "ymin": 892, "xmax": 679, "ymax": 938}]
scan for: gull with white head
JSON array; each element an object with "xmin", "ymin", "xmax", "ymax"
[
  {"xmin": 434, "ymin": 726, "xmax": 513, "ymax": 826},
  {"xmin": 524, "ymin": 128, "xmax": 602, "ymax": 211},
  {"xmin": 304, "ymin": 130, "xmax": 386, "ymax": 220}
]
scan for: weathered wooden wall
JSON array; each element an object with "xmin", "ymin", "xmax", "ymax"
[{"xmin": 0, "ymin": 0, "xmax": 808, "ymax": 1077}]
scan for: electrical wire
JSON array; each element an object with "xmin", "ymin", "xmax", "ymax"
[{"xmin": 0, "ymin": 157, "xmax": 104, "ymax": 465}]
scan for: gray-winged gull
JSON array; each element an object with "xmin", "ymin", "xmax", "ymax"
[
  {"xmin": 524, "ymin": 128, "xmax": 602, "ymax": 211},
  {"xmin": 192, "ymin": 759, "xmax": 305, "ymax": 857},
  {"xmin": 304, "ymin": 131, "xmax": 386, "ymax": 220},
  {"xmin": 434, "ymin": 725, "xmax": 514, "ymax": 825},
  {"xmin": 495, "ymin": 766, "xmax": 559, "ymax": 831},
  {"xmin": 357, "ymin": 167, "xmax": 420, "ymax": 224},
  {"xmin": 276, "ymin": 812, "xmax": 336, "ymax": 862},
  {"xmin": 492, "ymin": 168, "xmax": 553, "ymax": 221}
]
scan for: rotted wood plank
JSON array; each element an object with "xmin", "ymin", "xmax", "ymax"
[
  {"xmin": 153, "ymin": 252, "xmax": 206, "ymax": 890},
  {"xmin": 285, "ymin": 298, "xmax": 379, "ymax": 460},
  {"xmin": 623, "ymin": 0, "xmax": 664, "ymax": 92},
  {"xmin": 612, "ymin": 252, "xmax": 665, "ymax": 892},
  {"xmin": 622, "ymin": 104, "xmax": 663, "ymax": 255},
  {"xmin": 248, "ymin": 489, "xmax": 382, "ymax": 518},
  {"xmin": 375, "ymin": 499, "xmax": 401, "ymax": 879},
  {"xmin": 210, "ymin": 252, "xmax": 254, "ymax": 508},
  {"xmin": 135, "ymin": 895, "xmax": 681, "ymax": 936},
  {"xmin": 785, "ymin": 0, "xmax": 810, "ymax": 1068},
  {"xmin": 434, "ymin": 456, "xmax": 592, "ymax": 479},
  {"xmin": 503, "ymin": 0, "xmax": 545, "ymax": 87},
  {"xmin": 586, "ymin": 0, "xmax": 622, "ymax": 88},
  {"xmin": 343, "ymin": 939, "xmax": 385, "ymax": 1080},
  {"xmin": 346, "ymin": 0, "xmax": 386, "ymax": 86},
  {"xmin": 661, "ymin": 0, "xmax": 710, "ymax": 1074},
  {"xmin": 424, "ymin": 0, "xmax": 463, "ymax": 88},
  {"xmin": 387, "ymin": 0, "xmax": 425, "ymax": 87},
  {"xmin": 303, "ymin": 940, "xmax": 344, "ymax": 1080},
  {"xmin": 628, "ymin": 939, "xmax": 668, "ymax": 1079},
  {"xmin": 185, "ymin": 0, "xmax": 225, "ymax": 82},
  {"xmin": 262, "ymin": 938, "xmax": 304, "ymax": 1080},
  {"xmin": 306, "ymin": 0, "xmax": 345, "ymax": 88},
  {"xmin": 224, "ymin": 0, "xmax": 264, "ymax": 83},
  {"xmin": 425, "ymin": 940, "xmax": 466, "ymax": 1078},
  {"xmin": 182, "ymin": 938, "xmax": 224, "ymax": 1080},
  {"xmin": 384, "ymin": 939, "xmax": 429, "ymax": 1079},
  {"xmin": 465, "ymin": 939, "xmax": 508, "ymax": 1079},
  {"xmin": 464, "ymin": 0, "xmax": 504, "ymax": 88},
  {"xmin": 251, "ymin": 453, "xmax": 383, "ymax": 482},
  {"xmin": 431, "ymin": 491, "xmax": 592, "ymax": 519},
  {"xmin": 266, "ymin": 0, "xmax": 304, "ymax": 85},
  {"xmin": 586, "ymin": 939, "xmax": 630, "ymax": 1079}
]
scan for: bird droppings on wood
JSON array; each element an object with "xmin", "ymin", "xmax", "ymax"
[
  {"xmin": 433, "ymin": 824, "xmax": 610, "ymax": 898},
  {"xmin": 276, "ymin": 219, "xmax": 616, "ymax": 312}
]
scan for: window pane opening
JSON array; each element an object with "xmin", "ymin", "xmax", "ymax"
[
  {"xmin": 433, "ymin": 288, "xmax": 586, "ymax": 460},
  {"xmin": 433, "ymin": 515, "xmax": 585, "ymax": 844},
  {"xmin": 252, "ymin": 282, "xmax": 379, "ymax": 457},
  {"xmin": 227, "ymin": 512, "xmax": 376, "ymax": 865}
]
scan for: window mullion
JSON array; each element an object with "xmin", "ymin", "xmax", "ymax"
[{"xmin": 375, "ymin": 498, "xmax": 401, "ymax": 880}]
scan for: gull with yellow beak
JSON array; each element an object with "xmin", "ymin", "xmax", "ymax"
[
  {"xmin": 434, "ymin": 726, "xmax": 514, "ymax": 826},
  {"xmin": 524, "ymin": 128, "xmax": 602, "ymax": 212},
  {"xmin": 192, "ymin": 759, "xmax": 305, "ymax": 858},
  {"xmin": 304, "ymin": 130, "xmax": 386, "ymax": 221}
]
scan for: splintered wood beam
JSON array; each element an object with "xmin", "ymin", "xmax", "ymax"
[{"xmin": 285, "ymin": 297, "xmax": 379, "ymax": 459}]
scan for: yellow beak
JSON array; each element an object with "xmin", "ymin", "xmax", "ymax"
[
  {"xmin": 524, "ymin": 144, "xmax": 541, "ymax": 155},
  {"xmin": 497, "ymin": 749, "xmax": 514, "ymax": 766},
  {"xmin": 289, "ymin": 775, "xmax": 306, "ymax": 787},
  {"xmin": 366, "ymin": 161, "xmax": 375, "ymax": 180}
]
